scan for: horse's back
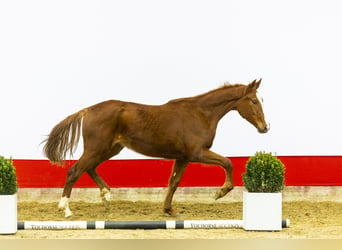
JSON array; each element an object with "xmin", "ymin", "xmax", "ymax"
[{"xmin": 83, "ymin": 99, "xmax": 160, "ymax": 131}]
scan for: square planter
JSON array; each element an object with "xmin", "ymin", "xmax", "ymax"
[
  {"xmin": 0, "ymin": 194, "xmax": 17, "ymax": 234},
  {"xmin": 243, "ymin": 191, "xmax": 282, "ymax": 231}
]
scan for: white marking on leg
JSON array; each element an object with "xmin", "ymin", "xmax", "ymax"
[
  {"xmin": 101, "ymin": 188, "xmax": 111, "ymax": 202},
  {"xmin": 58, "ymin": 196, "xmax": 68, "ymax": 210},
  {"xmin": 58, "ymin": 196, "xmax": 73, "ymax": 218}
]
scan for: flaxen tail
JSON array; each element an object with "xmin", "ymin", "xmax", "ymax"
[{"xmin": 43, "ymin": 109, "xmax": 88, "ymax": 165}]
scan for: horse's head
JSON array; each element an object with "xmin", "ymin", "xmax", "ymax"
[{"xmin": 235, "ymin": 79, "xmax": 270, "ymax": 133}]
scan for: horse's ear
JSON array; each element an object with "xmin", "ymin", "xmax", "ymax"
[
  {"xmin": 255, "ymin": 78, "xmax": 262, "ymax": 89},
  {"xmin": 246, "ymin": 79, "xmax": 261, "ymax": 93}
]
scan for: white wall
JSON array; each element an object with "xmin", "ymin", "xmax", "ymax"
[{"xmin": 1, "ymin": 0, "xmax": 342, "ymax": 159}]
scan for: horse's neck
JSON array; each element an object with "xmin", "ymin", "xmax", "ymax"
[{"xmin": 197, "ymin": 85, "xmax": 246, "ymax": 120}]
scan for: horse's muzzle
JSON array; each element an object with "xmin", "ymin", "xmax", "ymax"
[{"xmin": 258, "ymin": 123, "xmax": 270, "ymax": 133}]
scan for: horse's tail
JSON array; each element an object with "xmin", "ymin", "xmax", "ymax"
[{"xmin": 43, "ymin": 109, "xmax": 88, "ymax": 166}]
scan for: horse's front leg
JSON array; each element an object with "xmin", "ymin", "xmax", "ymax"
[
  {"xmin": 163, "ymin": 160, "xmax": 189, "ymax": 216},
  {"xmin": 196, "ymin": 149, "xmax": 234, "ymax": 200}
]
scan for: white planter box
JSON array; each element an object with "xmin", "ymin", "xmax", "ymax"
[
  {"xmin": 0, "ymin": 194, "xmax": 17, "ymax": 234},
  {"xmin": 243, "ymin": 191, "xmax": 282, "ymax": 231}
]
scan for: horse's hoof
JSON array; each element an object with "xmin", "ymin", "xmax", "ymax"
[
  {"xmin": 170, "ymin": 211, "xmax": 180, "ymax": 218},
  {"xmin": 164, "ymin": 208, "xmax": 178, "ymax": 217},
  {"xmin": 214, "ymin": 190, "xmax": 224, "ymax": 200},
  {"xmin": 65, "ymin": 212, "xmax": 72, "ymax": 218},
  {"xmin": 214, "ymin": 185, "xmax": 234, "ymax": 200},
  {"xmin": 64, "ymin": 208, "xmax": 73, "ymax": 218}
]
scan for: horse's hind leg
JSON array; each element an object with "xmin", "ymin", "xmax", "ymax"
[
  {"xmin": 58, "ymin": 153, "xmax": 109, "ymax": 217},
  {"xmin": 86, "ymin": 144, "xmax": 124, "ymax": 206},
  {"xmin": 163, "ymin": 160, "xmax": 189, "ymax": 216},
  {"xmin": 87, "ymin": 169, "xmax": 111, "ymax": 205},
  {"xmin": 58, "ymin": 161, "xmax": 85, "ymax": 217}
]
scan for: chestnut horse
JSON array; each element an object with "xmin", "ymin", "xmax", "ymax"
[{"xmin": 43, "ymin": 79, "xmax": 269, "ymax": 217}]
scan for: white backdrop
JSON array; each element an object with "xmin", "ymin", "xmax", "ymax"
[{"xmin": 1, "ymin": 0, "xmax": 342, "ymax": 159}]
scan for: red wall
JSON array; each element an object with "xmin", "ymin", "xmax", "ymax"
[{"xmin": 13, "ymin": 156, "xmax": 342, "ymax": 188}]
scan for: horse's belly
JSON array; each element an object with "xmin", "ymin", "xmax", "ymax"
[{"xmin": 123, "ymin": 139, "xmax": 186, "ymax": 160}]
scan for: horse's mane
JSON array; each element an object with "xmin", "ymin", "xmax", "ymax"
[{"xmin": 167, "ymin": 83, "xmax": 245, "ymax": 104}]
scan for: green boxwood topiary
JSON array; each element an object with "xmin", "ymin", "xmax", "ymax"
[
  {"xmin": 242, "ymin": 152, "xmax": 285, "ymax": 193},
  {"xmin": 0, "ymin": 156, "xmax": 18, "ymax": 195}
]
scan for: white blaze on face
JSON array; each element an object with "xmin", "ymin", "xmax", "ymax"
[
  {"xmin": 256, "ymin": 92, "xmax": 270, "ymax": 131},
  {"xmin": 256, "ymin": 92, "xmax": 264, "ymax": 109}
]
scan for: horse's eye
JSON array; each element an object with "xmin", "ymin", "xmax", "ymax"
[{"xmin": 252, "ymin": 100, "xmax": 258, "ymax": 105}]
